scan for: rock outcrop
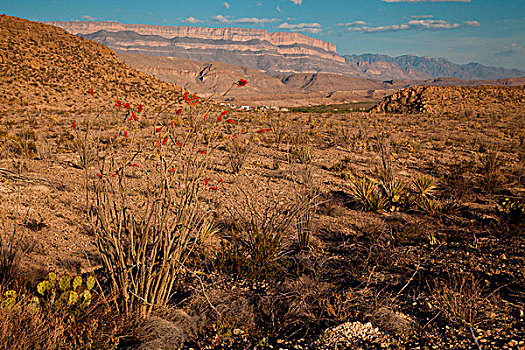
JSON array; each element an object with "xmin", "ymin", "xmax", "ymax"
[{"xmin": 371, "ymin": 85, "xmax": 525, "ymax": 115}]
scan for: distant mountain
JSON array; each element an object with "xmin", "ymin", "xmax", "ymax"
[
  {"xmin": 0, "ymin": 15, "xmax": 181, "ymax": 111},
  {"xmin": 49, "ymin": 21, "xmax": 525, "ymax": 81},
  {"xmin": 344, "ymin": 54, "xmax": 525, "ymax": 80}
]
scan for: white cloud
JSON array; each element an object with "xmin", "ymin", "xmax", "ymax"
[
  {"xmin": 410, "ymin": 15, "xmax": 434, "ymax": 19},
  {"xmin": 212, "ymin": 15, "xmax": 281, "ymax": 24},
  {"xmin": 223, "ymin": 2, "xmax": 230, "ymax": 9},
  {"xmin": 278, "ymin": 22, "xmax": 321, "ymax": 29},
  {"xmin": 291, "ymin": 28, "xmax": 322, "ymax": 34},
  {"xmin": 464, "ymin": 20, "xmax": 480, "ymax": 26},
  {"xmin": 278, "ymin": 22, "xmax": 323, "ymax": 34},
  {"xmin": 383, "ymin": 0, "xmax": 470, "ymax": 2},
  {"xmin": 289, "ymin": 0, "xmax": 303, "ymax": 4},
  {"xmin": 338, "ymin": 21, "xmax": 367, "ymax": 27},
  {"xmin": 495, "ymin": 43, "xmax": 525, "ymax": 57},
  {"xmin": 81, "ymin": 15, "xmax": 96, "ymax": 20},
  {"xmin": 183, "ymin": 16, "xmax": 202, "ymax": 24},
  {"xmin": 345, "ymin": 18, "xmax": 479, "ymax": 33}
]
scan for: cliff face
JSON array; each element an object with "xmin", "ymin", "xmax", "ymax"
[
  {"xmin": 48, "ymin": 21, "xmax": 344, "ymax": 64},
  {"xmin": 47, "ymin": 21, "xmax": 352, "ymax": 76},
  {"xmin": 49, "ymin": 21, "xmax": 338, "ymax": 53}
]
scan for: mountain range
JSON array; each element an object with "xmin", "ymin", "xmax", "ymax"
[{"xmin": 49, "ymin": 20, "xmax": 525, "ymax": 81}]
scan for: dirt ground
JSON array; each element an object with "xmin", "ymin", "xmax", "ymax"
[{"xmin": 1, "ymin": 103, "xmax": 524, "ymax": 349}]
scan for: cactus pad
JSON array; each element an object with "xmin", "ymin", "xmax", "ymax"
[
  {"xmin": 86, "ymin": 275, "xmax": 96, "ymax": 290},
  {"xmin": 72, "ymin": 275, "xmax": 82, "ymax": 290},
  {"xmin": 59, "ymin": 275, "xmax": 72, "ymax": 291},
  {"xmin": 37, "ymin": 280, "xmax": 51, "ymax": 295}
]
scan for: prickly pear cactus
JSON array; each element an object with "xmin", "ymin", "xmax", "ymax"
[{"xmin": 35, "ymin": 272, "xmax": 96, "ymax": 316}]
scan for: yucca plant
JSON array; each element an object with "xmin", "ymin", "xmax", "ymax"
[
  {"xmin": 412, "ymin": 176, "xmax": 437, "ymax": 197},
  {"xmin": 416, "ymin": 196, "xmax": 442, "ymax": 217},
  {"xmin": 382, "ymin": 179, "xmax": 408, "ymax": 212},
  {"xmin": 350, "ymin": 177, "xmax": 385, "ymax": 212}
]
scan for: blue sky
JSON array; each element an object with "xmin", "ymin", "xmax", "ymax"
[{"xmin": 1, "ymin": 0, "xmax": 524, "ymax": 70}]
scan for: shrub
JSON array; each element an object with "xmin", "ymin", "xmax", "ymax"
[
  {"xmin": 218, "ymin": 184, "xmax": 304, "ymax": 280},
  {"xmin": 478, "ymin": 151, "xmax": 504, "ymax": 192},
  {"xmin": 226, "ymin": 137, "xmax": 251, "ymax": 174}
]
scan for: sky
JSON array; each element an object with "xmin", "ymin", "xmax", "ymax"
[{"xmin": 1, "ymin": 0, "xmax": 524, "ymax": 70}]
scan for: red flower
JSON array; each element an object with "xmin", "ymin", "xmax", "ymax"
[
  {"xmin": 233, "ymin": 133, "xmax": 237, "ymax": 138},
  {"xmin": 183, "ymin": 92, "xmax": 199, "ymax": 106},
  {"xmin": 97, "ymin": 173, "xmax": 102, "ymax": 178},
  {"xmin": 162, "ymin": 137, "xmax": 168, "ymax": 145},
  {"xmin": 205, "ymin": 178, "xmax": 209, "ymax": 185},
  {"xmin": 124, "ymin": 130, "xmax": 128, "ymax": 138},
  {"xmin": 258, "ymin": 128, "xmax": 271, "ymax": 134},
  {"xmin": 218, "ymin": 111, "xmax": 227, "ymax": 122},
  {"xmin": 89, "ymin": 88, "xmax": 94, "ymax": 96},
  {"xmin": 171, "ymin": 120, "xmax": 175, "ymax": 128},
  {"xmin": 204, "ymin": 113, "xmax": 208, "ymax": 121},
  {"xmin": 176, "ymin": 141, "xmax": 182, "ymax": 147},
  {"xmin": 112, "ymin": 173, "xmax": 117, "ymax": 177},
  {"xmin": 114, "ymin": 100, "xmax": 122, "ymax": 108},
  {"xmin": 237, "ymin": 79, "xmax": 248, "ymax": 87},
  {"xmin": 241, "ymin": 129, "xmax": 246, "ymax": 134},
  {"xmin": 209, "ymin": 186, "xmax": 219, "ymax": 191},
  {"xmin": 226, "ymin": 118, "xmax": 237, "ymax": 124},
  {"xmin": 197, "ymin": 149, "xmax": 207, "ymax": 154},
  {"xmin": 169, "ymin": 168, "xmax": 175, "ymax": 173},
  {"xmin": 176, "ymin": 108, "xmax": 183, "ymax": 115},
  {"xmin": 128, "ymin": 163, "xmax": 140, "ymax": 167},
  {"xmin": 218, "ymin": 178, "xmax": 223, "ymax": 184},
  {"xmin": 137, "ymin": 105, "xmax": 143, "ymax": 113},
  {"xmin": 124, "ymin": 102, "xmax": 130, "ymax": 109},
  {"xmin": 72, "ymin": 121, "xmax": 77, "ymax": 129},
  {"xmin": 155, "ymin": 127, "xmax": 162, "ymax": 133}
]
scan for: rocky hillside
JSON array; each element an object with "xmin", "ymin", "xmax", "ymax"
[
  {"xmin": 372, "ymin": 85, "xmax": 525, "ymax": 115},
  {"xmin": 118, "ymin": 53, "xmax": 407, "ymax": 107},
  {"xmin": 277, "ymin": 73, "xmax": 410, "ymax": 92},
  {"xmin": 117, "ymin": 52, "xmax": 289, "ymax": 98},
  {"xmin": 0, "ymin": 15, "xmax": 182, "ymax": 112}
]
